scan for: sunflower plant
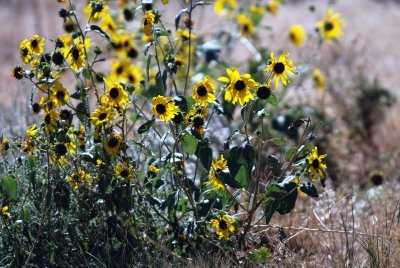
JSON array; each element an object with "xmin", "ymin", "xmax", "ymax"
[{"xmin": 0, "ymin": 0, "xmax": 342, "ymax": 266}]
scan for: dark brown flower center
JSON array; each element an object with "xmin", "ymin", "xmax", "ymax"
[
  {"xmin": 108, "ymin": 137, "xmax": 119, "ymax": 148},
  {"xmin": 324, "ymin": 22, "xmax": 334, "ymax": 31},
  {"xmin": 243, "ymin": 24, "xmax": 250, "ymax": 34},
  {"xmin": 31, "ymin": 39, "xmax": 38, "ymax": 48},
  {"xmin": 156, "ymin": 104, "xmax": 166, "ymax": 114},
  {"xmin": 71, "ymin": 47, "xmax": 80, "ymax": 60},
  {"xmin": 109, "ymin": 88, "xmax": 119, "ymax": 99},
  {"xmin": 257, "ymin": 86, "xmax": 271, "ymax": 100},
  {"xmin": 44, "ymin": 114, "xmax": 51, "ymax": 124},
  {"xmin": 144, "ymin": 19, "xmax": 148, "ymax": 26},
  {"xmin": 193, "ymin": 116, "xmax": 204, "ymax": 128},
  {"xmin": 127, "ymin": 47, "xmax": 138, "ymax": 59},
  {"xmin": 22, "ymin": 48, "xmax": 29, "ymax": 56},
  {"xmin": 99, "ymin": 113, "xmax": 107, "ymax": 121},
  {"xmin": 56, "ymin": 90, "xmax": 65, "ymax": 100},
  {"xmin": 273, "ymin": 62, "xmax": 285, "ymax": 74},
  {"xmin": 55, "ymin": 143, "xmax": 68, "ymax": 156},
  {"xmin": 120, "ymin": 169, "xmax": 129, "ymax": 178},
  {"xmin": 234, "ymin": 80, "xmax": 246, "ymax": 91},
  {"xmin": 116, "ymin": 66, "xmax": 124, "ymax": 74},
  {"xmin": 196, "ymin": 85, "xmax": 207, "ymax": 96},
  {"xmin": 312, "ymin": 159, "xmax": 320, "ymax": 168},
  {"xmin": 219, "ymin": 219, "xmax": 228, "ymax": 230}
]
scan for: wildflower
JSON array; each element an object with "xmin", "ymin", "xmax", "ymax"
[
  {"xmin": 266, "ymin": 0, "xmax": 280, "ymax": 16},
  {"xmin": 142, "ymin": 11, "xmax": 156, "ymax": 36},
  {"xmin": 288, "ymin": 24, "xmax": 306, "ymax": 47},
  {"xmin": 192, "ymin": 76, "xmax": 216, "ymax": 105},
  {"xmin": 125, "ymin": 65, "xmax": 143, "ymax": 89},
  {"xmin": 11, "ymin": 66, "xmax": 24, "ymax": 80},
  {"xmin": 114, "ymin": 162, "xmax": 135, "ymax": 183},
  {"xmin": 60, "ymin": 109, "xmax": 73, "ymax": 126},
  {"xmin": 104, "ymin": 132, "xmax": 123, "ymax": 155},
  {"xmin": 43, "ymin": 109, "xmax": 59, "ymax": 134},
  {"xmin": 237, "ymin": 14, "xmax": 254, "ymax": 36},
  {"xmin": 66, "ymin": 169, "xmax": 91, "ymax": 189},
  {"xmin": 265, "ymin": 51, "xmax": 297, "ymax": 88},
  {"xmin": 104, "ymin": 77, "xmax": 129, "ymax": 107},
  {"xmin": 91, "ymin": 104, "xmax": 116, "ymax": 126},
  {"xmin": 211, "ymin": 215, "xmax": 236, "ymax": 239},
  {"xmin": 250, "ymin": 4, "xmax": 265, "ymax": 15},
  {"xmin": 67, "ymin": 42, "xmax": 86, "ymax": 71},
  {"xmin": 27, "ymin": 124, "xmax": 39, "ymax": 139},
  {"xmin": 256, "ymin": 84, "xmax": 272, "ymax": 100},
  {"xmin": 64, "ymin": 18, "xmax": 76, "ymax": 33},
  {"xmin": 84, "ymin": 1, "xmax": 109, "ymax": 22},
  {"xmin": 176, "ymin": 29, "xmax": 197, "ymax": 41},
  {"xmin": 100, "ymin": 14, "xmax": 117, "ymax": 37},
  {"xmin": 307, "ymin": 147, "xmax": 327, "ymax": 181},
  {"xmin": 186, "ymin": 106, "xmax": 208, "ymax": 136},
  {"xmin": 218, "ymin": 67, "xmax": 257, "ymax": 105},
  {"xmin": 313, "ymin": 68, "xmax": 325, "ymax": 91},
  {"xmin": 206, "ymin": 155, "xmax": 228, "ymax": 191},
  {"xmin": 152, "ymin": 96, "xmax": 179, "ymax": 122},
  {"xmin": 148, "ymin": 165, "xmax": 160, "ymax": 174},
  {"xmin": 1, "ymin": 138, "xmax": 10, "ymax": 156},
  {"xmin": 51, "ymin": 82, "xmax": 70, "ymax": 106},
  {"xmin": 20, "ymin": 39, "xmax": 33, "ymax": 64},
  {"xmin": 215, "ymin": 0, "xmax": 237, "ymax": 16},
  {"xmin": 77, "ymin": 126, "xmax": 86, "ymax": 149},
  {"xmin": 57, "ymin": 34, "xmax": 73, "ymax": 56},
  {"xmin": 52, "ymin": 51, "xmax": 64, "ymax": 66},
  {"xmin": 29, "ymin": 34, "xmax": 45, "ymax": 55},
  {"xmin": 21, "ymin": 140, "xmax": 35, "ymax": 155},
  {"xmin": 317, "ymin": 8, "xmax": 345, "ymax": 41},
  {"xmin": 54, "ymin": 143, "xmax": 68, "ymax": 158},
  {"xmin": 1, "ymin": 206, "xmax": 11, "ymax": 225},
  {"xmin": 369, "ymin": 170, "xmax": 384, "ymax": 186}
]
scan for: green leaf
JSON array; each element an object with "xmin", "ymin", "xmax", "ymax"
[
  {"xmin": 129, "ymin": 113, "xmax": 142, "ymax": 122},
  {"xmin": 85, "ymin": 25, "xmax": 111, "ymax": 41},
  {"xmin": 272, "ymin": 137, "xmax": 287, "ymax": 146},
  {"xmin": 250, "ymin": 247, "xmax": 272, "ymax": 263},
  {"xmin": 138, "ymin": 119, "xmax": 155, "ymax": 134},
  {"xmin": 284, "ymin": 147, "xmax": 296, "ymax": 161},
  {"xmin": 275, "ymin": 182, "xmax": 298, "ymax": 214},
  {"xmin": 264, "ymin": 197, "xmax": 278, "ymax": 224},
  {"xmin": 196, "ymin": 141, "xmax": 212, "ymax": 171},
  {"xmin": 82, "ymin": 68, "xmax": 91, "ymax": 80},
  {"xmin": 267, "ymin": 94, "xmax": 278, "ymax": 108},
  {"xmin": 181, "ymin": 131, "xmax": 198, "ymax": 155},
  {"xmin": 1, "ymin": 175, "xmax": 18, "ymax": 201},
  {"xmin": 234, "ymin": 165, "xmax": 251, "ymax": 188},
  {"xmin": 300, "ymin": 182, "xmax": 319, "ymax": 198}
]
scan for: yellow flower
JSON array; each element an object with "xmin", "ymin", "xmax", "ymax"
[
  {"xmin": 67, "ymin": 169, "xmax": 91, "ymax": 189},
  {"xmin": 91, "ymin": 104, "xmax": 117, "ymax": 126},
  {"xmin": 26, "ymin": 124, "xmax": 39, "ymax": 139},
  {"xmin": 1, "ymin": 205, "xmax": 11, "ymax": 225},
  {"xmin": 265, "ymin": 51, "xmax": 297, "ymax": 88},
  {"xmin": 215, "ymin": 0, "xmax": 237, "ymax": 16},
  {"xmin": 236, "ymin": 14, "xmax": 254, "ymax": 36},
  {"xmin": 149, "ymin": 165, "xmax": 160, "ymax": 174},
  {"xmin": 43, "ymin": 109, "xmax": 59, "ymax": 134},
  {"xmin": 104, "ymin": 77, "xmax": 129, "ymax": 107},
  {"xmin": 192, "ymin": 76, "xmax": 216, "ymax": 105},
  {"xmin": 288, "ymin": 24, "xmax": 306, "ymax": 47},
  {"xmin": 307, "ymin": 147, "xmax": 327, "ymax": 181},
  {"xmin": 29, "ymin": 34, "xmax": 45, "ymax": 55},
  {"xmin": 1, "ymin": 138, "xmax": 10, "ymax": 156},
  {"xmin": 313, "ymin": 68, "xmax": 325, "ymax": 91},
  {"xmin": 206, "ymin": 154, "xmax": 228, "ymax": 191},
  {"xmin": 20, "ymin": 39, "xmax": 33, "ymax": 64},
  {"xmin": 218, "ymin": 67, "xmax": 257, "ymax": 105},
  {"xmin": 142, "ymin": 11, "xmax": 156, "ymax": 36},
  {"xmin": 58, "ymin": 34, "xmax": 73, "ymax": 57},
  {"xmin": 84, "ymin": 0, "xmax": 109, "ymax": 22},
  {"xmin": 266, "ymin": 0, "xmax": 280, "ymax": 16},
  {"xmin": 317, "ymin": 8, "xmax": 345, "ymax": 41},
  {"xmin": 77, "ymin": 126, "xmax": 86, "ymax": 149},
  {"xmin": 104, "ymin": 132, "xmax": 123, "ymax": 155},
  {"xmin": 250, "ymin": 4, "xmax": 265, "ymax": 15},
  {"xmin": 152, "ymin": 96, "xmax": 179, "ymax": 122},
  {"xmin": 186, "ymin": 106, "xmax": 208, "ymax": 136},
  {"xmin": 51, "ymin": 81, "xmax": 70, "ymax": 107},
  {"xmin": 161, "ymin": 0, "xmax": 169, "ymax": 4},
  {"xmin": 100, "ymin": 14, "xmax": 118, "ymax": 37},
  {"xmin": 114, "ymin": 162, "xmax": 135, "ymax": 183},
  {"xmin": 125, "ymin": 65, "xmax": 143, "ymax": 90},
  {"xmin": 211, "ymin": 215, "xmax": 236, "ymax": 239},
  {"xmin": 176, "ymin": 29, "xmax": 197, "ymax": 41},
  {"xmin": 67, "ymin": 41, "xmax": 86, "ymax": 71}
]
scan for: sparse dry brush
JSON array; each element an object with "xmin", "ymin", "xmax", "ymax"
[{"xmin": 1, "ymin": 0, "xmax": 399, "ymax": 267}]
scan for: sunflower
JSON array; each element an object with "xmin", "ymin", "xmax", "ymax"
[
  {"xmin": 236, "ymin": 14, "xmax": 254, "ymax": 36},
  {"xmin": 256, "ymin": 84, "xmax": 272, "ymax": 100},
  {"xmin": 288, "ymin": 24, "xmax": 306, "ymax": 47},
  {"xmin": 1, "ymin": 138, "xmax": 10, "ymax": 157},
  {"xmin": 84, "ymin": 0, "xmax": 109, "ymax": 22},
  {"xmin": 20, "ymin": 39, "xmax": 33, "ymax": 64},
  {"xmin": 110, "ymin": 59, "xmax": 129, "ymax": 80},
  {"xmin": 114, "ymin": 162, "xmax": 135, "ymax": 183},
  {"xmin": 66, "ymin": 169, "xmax": 91, "ymax": 189},
  {"xmin": 142, "ymin": 11, "xmax": 156, "ymax": 36},
  {"xmin": 126, "ymin": 65, "xmax": 143, "ymax": 90},
  {"xmin": 265, "ymin": 51, "xmax": 297, "ymax": 88},
  {"xmin": 91, "ymin": 104, "xmax": 116, "ymax": 126},
  {"xmin": 186, "ymin": 106, "xmax": 208, "ymax": 136},
  {"xmin": 29, "ymin": 34, "xmax": 45, "ymax": 55},
  {"xmin": 26, "ymin": 124, "xmax": 39, "ymax": 139},
  {"xmin": 77, "ymin": 126, "xmax": 86, "ymax": 149},
  {"xmin": 250, "ymin": 4, "xmax": 264, "ymax": 15},
  {"xmin": 67, "ymin": 42, "xmax": 86, "ymax": 71},
  {"xmin": 43, "ymin": 109, "xmax": 59, "ymax": 134},
  {"xmin": 11, "ymin": 66, "xmax": 24, "ymax": 80},
  {"xmin": 152, "ymin": 96, "xmax": 179, "ymax": 122},
  {"xmin": 266, "ymin": 0, "xmax": 280, "ymax": 16},
  {"xmin": 1, "ymin": 205, "xmax": 11, "ymax": 225},
  {"xmin": 210, "ymin": 215, "xmax": 236, "ymax": 239},
  {"xmin": 50, "ymin": 82, "xmax": 70, "ymax": 106},
  {"xmin": 100, "ymin": 14, "xmax": 118, "ymax": 37},
  {"xmin": 104, "ymin": 77, "xmax": 129, "ymax": 106},
  {"xmin": 215, "ymin": 0, "xmax": 237, "ymax": 16},
  {"xmin": 104, "ymin": 132, "xmax": 123, "ymax": 155},
  {"xmin": 148, "ymin": 165, "xmax": 160, "ymax": 174},
  {"xmin": 218, "ymin": 67, "xmax": 257, "ymax": 105},
  {"xmin": 57, "ymin": 34, "xmax": 73, "ymax": 57},
  {"xmin": 192, "ymin": 76, "xmax": 216, "ymax": 105},
  {"xmin": 307, "ymin": 147, "xmax": 327, "ymax": 181},
  {"xmin": 313, "ymin": 68, "xmax": 325, "ymax": 91},
  {"xmin": 206, "ymin": 154, "xmax": 228, "ymax": 191},
  {"xmin": 317, "ymin": 9, "xmax": 345, "ymax": 41}
]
